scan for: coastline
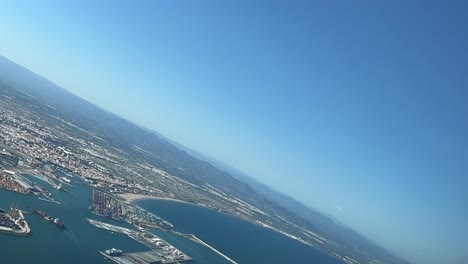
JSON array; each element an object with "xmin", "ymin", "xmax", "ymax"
[
  {"xmin": 118, "ymin": 193, "xmax": 192, "ymax": 205},
  {"xmin": 118, "ymin": 192, "xmax": 316, "ymax": 258}
]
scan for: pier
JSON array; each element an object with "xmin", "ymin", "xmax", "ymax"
[
  {"xmin": 86, "ymin": 218, "xmax": 192, "ymax": 264},
  {"xmin": 184, "ymin": 234, "xmax": 238, "ymax": 264},
  {"xmin": 0, "ymin": 207, "xmax": 31, "ymax": 237}
]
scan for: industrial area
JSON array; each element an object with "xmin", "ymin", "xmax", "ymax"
[
  {"xmin": 0, "ymin": 168, "xmax": 62, "ymax": 204},
  {"xmin": 0, "ymin": 206, "xmax": 31, "ymax": 236},
  {"xmin": 88, "ymin": 189, "xmax": 194, "ymax": 263},
  {"xmin": 90, "ymin": 189, "xmax": 174, "ymax": 230},
  {"xmin": 87, "ymin": 218, "xmax": 192, "ymax": 264}
]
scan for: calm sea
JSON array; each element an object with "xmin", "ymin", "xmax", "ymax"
[
  {"xmin": 0, "ymin": 175, "xmax": 342, "ymax": 264},
  {"xmin": 138, "ymin": 200, "xmax": 344, "ymax": 264}
]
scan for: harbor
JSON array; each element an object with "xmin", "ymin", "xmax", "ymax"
[
  {"xmin": 0, "ymin": 206, "xmax": 31, "ymax": 236},
  {"xmin": 87, "ymin": 218, "xmax": 192, "ymax": 264},
  {"xmin": 0, "ymin": 174, "xmax": 268, "ymax": 264},
  {"xmin": 0, "ymin": 170, "xmax": 238, "ymax": 264},
  {"xmin": 0, "ymin": 169, "xmax": 62, "ymax": 205}
]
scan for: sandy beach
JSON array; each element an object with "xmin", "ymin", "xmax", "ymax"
[{"xmin": 118, "ymin": 193, "xmax": 192, "ymax": 205}]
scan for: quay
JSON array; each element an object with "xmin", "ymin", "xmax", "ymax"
[
  {"xmin": 86, "ymin": 218, "xmax": 192, "ymax": 264},
  {"xmin": 0, "ymin": 207, "xmax": 31, "ymax": 237},
  {"xmin": 0, "ymin": 170, "xmax": 32, "ymax": 195}
]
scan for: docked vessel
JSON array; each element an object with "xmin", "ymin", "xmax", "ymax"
[{"xmin": 33, "ymin": 209, "xmax": 66, "ymax": 229}]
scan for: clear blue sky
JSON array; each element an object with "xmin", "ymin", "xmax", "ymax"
[{"xmin": 0, "ymin": 1, "xmax": 467, "ymax": 263}]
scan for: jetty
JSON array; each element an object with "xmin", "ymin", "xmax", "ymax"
[{"xmin": 0, "ymin": 207, "xmax": 31, "ymax": 236}]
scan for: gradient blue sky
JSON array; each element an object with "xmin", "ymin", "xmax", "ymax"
[{"xmin": 0, "ymin": 1, "xmax": 467, "ymax": 263}]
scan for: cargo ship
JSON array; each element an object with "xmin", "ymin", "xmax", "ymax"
[{"xmin": 33, "ymin": 209, "xmax": 66, "ymax": 229}]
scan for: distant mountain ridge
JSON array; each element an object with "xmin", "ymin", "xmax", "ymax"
[
  {"xmin": 132, "ymin": 72, "xmax": 410, "ymax": 264},
  {"xmin": 162, "ymin": 138, "xmax": 400, "ymax": 252},
  {"xmin": 0, "ymin": 54, "xmax": 410, "ymax": 264}
]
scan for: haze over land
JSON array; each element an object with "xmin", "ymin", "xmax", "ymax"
[
  {"xmin": 0, "ymin": 55, "xmax": 409, "ymax": 264},
  {"xmin": 1, "ymin": 1, "xmax": 468, "ymax": 264}
]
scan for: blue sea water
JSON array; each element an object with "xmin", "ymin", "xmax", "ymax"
[
  {"xmin": 138, "ymin": 200, "xmax": 344, "ymax": 264},
  {"xmin": 0, "ymin": 174, "xmax": 343, "ymax": 264},
  {"xmin": 0, "ymin": 175, "xmax": 146, "ymax": 263}
]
